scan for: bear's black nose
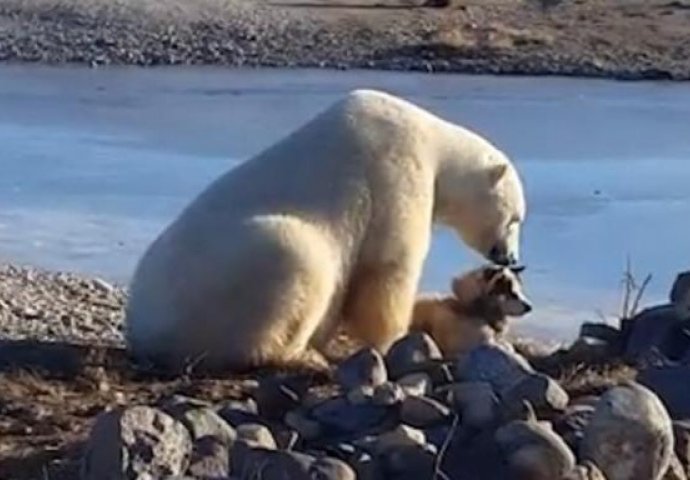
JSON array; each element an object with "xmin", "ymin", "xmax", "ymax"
[{"xmin": 488, "ymin": 245, "xmax": 516, "ymax": 266}]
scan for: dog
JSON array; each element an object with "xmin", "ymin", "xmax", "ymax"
[{"xmin": 410, "ymin": 265, "xmax": 532, "ymax": 357}]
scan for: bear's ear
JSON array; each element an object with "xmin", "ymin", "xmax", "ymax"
[{"xmin": 487, "ymin": 163, "xmax": 508, "ymax": 187}]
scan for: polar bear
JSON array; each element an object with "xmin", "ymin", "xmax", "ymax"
[{"xmin": 125, "ymin": 89, "xmax": 526, "ymax": 371}]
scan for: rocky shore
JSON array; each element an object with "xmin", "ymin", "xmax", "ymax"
[
  {"xmin": 1, "ymin": 0, "xmax": 690, "ymax": 80},
  {"xmin": 1, "ymin": 263, "xmax": 689, "ymax": 479}
]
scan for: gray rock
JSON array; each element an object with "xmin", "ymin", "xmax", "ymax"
[
  {"xmin": 638, "ymin": 366, "xmax": 690, "ymax": 420},
  {"xmin": 495, "ymin": 418, "xmax": 576, "ymax": 480},
  {"xmin": 400, "ymin": 395, "xmax": 453, "ymax": 428},
  {"xmin": 236, "ymin": 423, "xmax": 277, "ymax": 449},
  {"xmin": 310, "ymin": 396, "xmax": 392, "ymax": 434},
  {"xmin": 180, "ymin": 407, "xmax": 236, "ymax": 446},
  {"xmin": 375, "ymin": 425, "xmax": 426, "ymax": 454},
  {"xmin": 217, "ymin": 398, "xmax": 262, "ymax": 428},
  {"xmin": 501, "ymin": 373, "xmax": 569, "ymax": 418},
  {"xmin": 562, "ymin": 462, "xmax": 607, "ymax": 480},
  {"xmin": 671, "ymin": 271, "xmax": 690, "ymax": 318},
  {"xmin": 674, "ymin": 421, "xmax": 690, "ymax": 476},
  {"xmin": 397, "ymin": 372, "xmax": 432, "ymax": 397},
  {"xmin": 322, "ymin": 443, "xmax": 383, "ymax": 480},
  {"xmin": 553, "ymin": 404, "xmax": 596, "ymax": 452},
  {"xmin": 187, "ymin": 437, "xmax": 230, "ymax": 478},
  {"xmin": 581, "ymin": 382, "xmax": 674, "ymax": 480},
  {"xmin": 625, "ymin": 305, "xmax": 686, "ymax": 363},
  {"xmin": 231, "ymin": 446, "xmax": 353, "ymax": 480},
  {"xmin": 346, "ymin": 385, "xmax": 375, "ymax": 405},
  {"xmin": 385, "ymin": 333, "xmax": 442, "ymax": 380},
  {"xmin": 383, "ymin": 444, "xmax": 436, "ymax": 479},
  {"xmin": 372, "ymin": 382, "xmax": 406, "ymax": 406},
  {"xmin": 436, "ymin": 381, "xmax": 498, "ymax": 429},
  {"xmin": 336, "ymin": 347, "xmax": 387, "ymax": 390},
  {"xmin": 665, "ymin": 454, "xmax": 688, "ymax": 480},
  {"xmin": 285, "ymin": 409, "xmax": 322, "ymax": 440},
  {"xmin": 455, "ymin": 343, "xmax": 534, "ymax": 397},
  {"xmin": 254, "ymin": 376, "xmax": 307, "ymax": 421},
  {"xmin": 82, "ymin": 406, "xmax": 192, "ymax": 479}
]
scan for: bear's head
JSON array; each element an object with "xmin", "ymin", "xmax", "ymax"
[{"xmin": 435, "ymin": 148, "xmax": 526, "ymax": 266}]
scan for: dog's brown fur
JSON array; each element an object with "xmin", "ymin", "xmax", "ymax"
[{"xmin": 410, "ymin": 265, "xmax": 531, "ymax": 357}]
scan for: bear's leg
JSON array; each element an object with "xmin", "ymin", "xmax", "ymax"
[{"xmin": 342, "ymin": 264, "xmax": 420, "ymax": 353}]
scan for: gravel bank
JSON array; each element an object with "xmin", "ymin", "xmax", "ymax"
[{"xmin": 1, "ymin": 0, "xmax": 690, "ymax": 79}]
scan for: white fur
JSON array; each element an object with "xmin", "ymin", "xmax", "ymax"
[{"xmin": 125, "ymin": 89, "xmax": 526, "ymax": 370}]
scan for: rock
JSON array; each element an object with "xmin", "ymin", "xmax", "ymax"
[
  {"xmin": 187, "ymin": 437, "xmax": 230, "ymax": 478},
  {"xmin": 336, "ymin": 347, "xmax": 387, "ymax": 390},
  {"xmin": 310, "ymin": 396, "xmax": 392, "ymax": 435},
  {"xmin": 581, "ymin": 382, "xmax": 674, "ymax": 480},
  {"xmin": 383, "ymin": 444, "xmax": 436, "ymax": 479},
  {"xmin": 671, "ymin": 271, "xmax": 690, "ymax": 318},
  {"xmin": 397, "ymin": 372, "xmax": 432, "ymax": 397},
  {"xmin": 563, "ymin": 462, "xmax": 607, "ymax": 480},
  {"xmin": 285, "ymin": 409, "xmax": 322, "ymax": 440},
  {"xmin": 217, "ymin": 398, "xmax": 261, "ymax": 427},
  {"xmin": 666, "ymin": 454, "xmax": 688, "ymax": 480},
  {"xmin": 236, "ymin": 423, "xmax": 277, "ymax": 449},
  {"xmin": 501, "ymin": 373, "xmax": 569, "ymax": 418},
  {"xmin": 375, "ymin": 425, "xmax": 426, "ymax": 454},
  {"xmin": 579, "ymin": 322, "xmax": 625, "ymax": 355},
  {"xmin": 553, "ymin": 404, "xmax": 596, "ymax": 452},
  {"xmin": 179, "ymin": 407, "xmax": 236, "ymax": 446},
  {"xmin": 400, "ymin": 395, "xmax": 453, "ymax": 428},
  {"xmin": 347, "ymin": 385, "xmax": 375, "ymax": 405},
  {"xmin": 82, "ymin": 406, "xmax": 192, "ymax": 479},
  {"xmin": 673, "ymin": 421, "xmax": 690, "ymax": 476},
  {"xmin": 372, "ymin": 382, "xmax": 406, "ymax": 406},
  {"xmin": 495, "ymin": 418, "xmax": 576, "ymax": 480},
  {"xmin": 231, "ymin": 447, "xmax": 354, "ymax": 480},
  {"xmin": 624, "ymin": 305, "xmax": 686, "ymax": 363},
  {"xmin": 254, "ymin": 376, "xmax": 307, "ymax": 421},
  {"xmin": 638, "ymin": 366, "xmax": 690, "ymax": 419},
  {"xmin": 322, "ymin": 443, "xmax": 384, "ymax": 480},
  {"xmin": 311, "ymin": 456, "xmax": 357, "ymax": 480},
  {"xmin": 385, "ymin": 333, "xmax": 442, "ymax": 380},
  {"xmin": 455, "ymin": 343, "xmax": 534, "ymax": 396},
  {"xmin": 436, "ymin": 381, "xmax": 498, "ymax": 429}
]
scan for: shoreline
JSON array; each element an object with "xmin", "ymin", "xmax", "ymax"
[{"xmin": 1, "ymin": 0, "xmax": 690, "ymax": 81}]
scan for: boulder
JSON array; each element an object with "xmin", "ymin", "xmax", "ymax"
[
  {"xmin": 581, "ymin": 382, "xmax": 674, "ymax": 480},
  {"xmin": 81, "ymin": 406, "xmax": 192, "ymax": 479},
  {"xmin": 674, "ymin": 421, "xmax": 690, "ymax": 476},
  {"xmin": 397, "ymin": 372, "xmax": 432, "ymax": 397},
  {"xmin": 310, "ymin": 396, "xmax": 393, "ymax": 435}
]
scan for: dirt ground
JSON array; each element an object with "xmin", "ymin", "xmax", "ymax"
[{"xmin": 1, "ymin": 0, "xmax": 689, "ymax": 78}]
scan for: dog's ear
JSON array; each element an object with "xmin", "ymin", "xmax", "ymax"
[
  {"xmin": 510, "ymin": 265, "xmax": 526, "ymax": 275},
  {"xmin": 483, "ymin": 266, "xmax": 503, "ymax": 282}
]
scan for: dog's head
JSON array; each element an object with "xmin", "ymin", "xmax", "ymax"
[{"xmin": 451, "ymin": 264, "xmax": 532, "ymax": 317}]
